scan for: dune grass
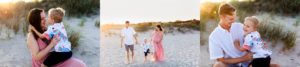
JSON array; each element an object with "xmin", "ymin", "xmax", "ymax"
[
  {"xmin": 257, "ymin": 15, "xmax": 296, "ymax": 51},
  {"xmin": 293, "ymin": 16, "xmax": 300, "ymax": 27},
  {"xmin": 78, "ymin": 18, "xmax": 86, "ymax": 27},
  {"xmin": 134, "ymin": 19, "xmax": 200, "ymax": 33},
  {"xmin": 101, "ymin": 19, "xmax": 199, "ymax": 34},
  {"xmin": 64, "ymin": 22, "xmax": 81, "ymax": 49},
  {"xmin": 95, "ymin": 19, "xmax": 100, "ymax": 28}
]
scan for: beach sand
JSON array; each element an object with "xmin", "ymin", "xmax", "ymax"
[
  {"xmin": 0, "ymin": 16, "xmax": 100, "ymax": 67},
  {"xmin": 100, "ymin": 29, "xmax": 200, "ymax": 67}
]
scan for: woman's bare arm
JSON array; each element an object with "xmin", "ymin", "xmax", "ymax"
[{"xmin": 27, "ymin": 33, "xmax": 58, "ymax": 60}]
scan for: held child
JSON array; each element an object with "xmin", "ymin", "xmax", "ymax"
[
  {"xmin": 234, "ymin": 16, "xmax": 272, "ymax": 67},
  {"xmin": 31, "ymin": 7, "xmax": 72, "ymax": 67}
]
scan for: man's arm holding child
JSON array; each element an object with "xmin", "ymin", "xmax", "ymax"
[{"xmin": 216, "ymin": 52, "xmax": 253, "ymax": 64}]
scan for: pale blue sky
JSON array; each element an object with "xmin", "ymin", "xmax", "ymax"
[{"xmin": 100, "ymin": 0, "xmax": 200, "ymax": 24}]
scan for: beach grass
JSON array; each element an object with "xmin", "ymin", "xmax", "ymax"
[
  {"xmin": 64, "ymin": 22, "xmax": 81, "ymax": 49},
  {"xmin": 257, "ymin": 15, "xmax": 296, "ymax": 51}
]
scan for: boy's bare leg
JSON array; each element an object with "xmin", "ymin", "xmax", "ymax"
[{"xmin": 144, "ymin": 56, "xmax": 147, "ymax": 63}]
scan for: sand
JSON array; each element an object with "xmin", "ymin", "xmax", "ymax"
[
  {"xmin": 100, "ymin": 29, "xmax": 200, "ymax": 67},
  {"xmin": 0, "ymin": 16, "xmax": 100, "ymax": 67}
]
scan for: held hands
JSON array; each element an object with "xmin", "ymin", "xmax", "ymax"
[{"xmin": 135, "ymin": 41, "xmax": 139, "ymax": 45}]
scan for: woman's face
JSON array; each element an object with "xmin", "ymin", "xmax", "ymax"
[
  {"xmin": 155, "ymin": 27, "xmax": 159, "ymax": 31},
  {"xmin": 40, "ymin": 11, "xmax": 46, "ymax": 29}
]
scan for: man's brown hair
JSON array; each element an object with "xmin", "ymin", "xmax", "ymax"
[{"xmin": 218, "ymin": 3, "xmax": 236, "ymax": 16}]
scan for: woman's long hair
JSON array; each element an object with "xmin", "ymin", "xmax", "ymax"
[
  {"xmin": 27, "ymin": 8, "xmax": 44, "ymax": 39},
  {"xmin": 156, "ymin": 25, "xmax": 163, "ymax": 31}
]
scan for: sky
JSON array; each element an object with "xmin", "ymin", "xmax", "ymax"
[{"xmin": 100, "ymin": 0, "xmax": 200, "ymax": 24}]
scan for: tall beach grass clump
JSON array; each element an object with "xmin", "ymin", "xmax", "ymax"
[
  {"xmin": 258, "ymin": 15, "xmax": 296, "ymax": 51},
  {"xmin": 64, "ymin": 22, "xmax": 81, "ymax": 49}
]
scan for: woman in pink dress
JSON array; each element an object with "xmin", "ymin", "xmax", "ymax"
[
  {"xmin": 151, "ymin": 25, "xmax": 164, "ymax": 62},
  {"xmin": 26, "ymin": 8, "xmax": 86, "ymax": 67}
]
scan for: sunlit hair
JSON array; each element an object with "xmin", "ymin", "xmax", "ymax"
[
  {"xmin": 125, "ymin": 21, "xmax": 130, "ymax": 24},
  {"xmin": 245, "ymin": 16, "xmax": 259, "ymax": 28},
  {"xmin": 218, "ymin": 3, "xmax": 236, "ymax": 16},
  {"xmin": 48, "ymin": 7, "xmax": 65, "ymax": 23},
  {"xmin": 27, "ymin": 8, "xmax": 44, "ymax": 39},
  {"xmin": 156, "ymin": 24, "xmax": 163, "ymax": 31}
]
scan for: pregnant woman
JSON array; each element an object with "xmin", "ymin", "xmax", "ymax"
[{"xmin": 151, "ymin": 25, "xmax": 164, "ymax": 62}]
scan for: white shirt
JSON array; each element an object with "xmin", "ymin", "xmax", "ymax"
[
  {"xmin": 121, "ymin": 27, "xmax": 136, "ymax": 45},
  {"xmin": 44, "ymin": 22, "xmax": 71, "ymax": 52},
  {"xmin": 142, "ymin": 42, "xmax": 151, "ymax": 52},
  {"xmin": 243, "ymin": 31, "xmax": 272, "ymax": 58},
  {"xmin": 209, "ymin": 23, "xmax": 246, "ymax": 60}
]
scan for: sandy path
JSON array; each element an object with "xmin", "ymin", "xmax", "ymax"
[
  {"xmin": 100, "ymin": 30, "xmax": 200, "ymax": 67},
  {"xmin": 0, "ymin": 16, "xmax": 100, "ymax": 67}
]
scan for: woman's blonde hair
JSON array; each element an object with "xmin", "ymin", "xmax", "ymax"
[
  {"xmin": 48, "ymin": 7, "xmax": 65, "ymax": 23},
  {"xmin": 245, "ymin": 16, "xmax": 259, "ymax": 28}
]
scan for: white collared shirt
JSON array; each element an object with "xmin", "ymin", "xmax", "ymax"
[
  {"xmin": 209, "ymin": 23, "xmax": 246, "ymax": 60},
  {"xmin": 244, "ymin": 31, "xmax": 272, "ymax": 58},
  {"xmin": 44, "ymin": 22, "xmax": 71, "ymax": 52},
  {"xmin": 121, "ymin": 27, "xmax": 136, "ymax": 45}
]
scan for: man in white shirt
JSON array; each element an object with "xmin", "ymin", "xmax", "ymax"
[
  {"xmin": 209, "ymin": 3, "xmax": 252, "ymax": 67},
  {"xmin": 121, "ymin": 21, "xmax": 138, "ymax": 64}
]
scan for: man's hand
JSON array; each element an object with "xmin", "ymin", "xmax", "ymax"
[
  {"xmin": 234, "ymin": 39, "xmax": 240, "ymax": 46},
  {"xmin": 242, "ymin": 52, "xmax": 253, "ymax": 61},
  {"xmin": 135, "ymin": 41, "xmax": 138, "ymax": 45}
]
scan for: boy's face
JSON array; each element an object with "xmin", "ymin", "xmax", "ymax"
[
  {"xmin": 243, "ymin": 20, "xmax": 256, "ymax": 35},
  {"xmin": 47, "ymin": 15, "xmax": 54, "ymax": 24}
]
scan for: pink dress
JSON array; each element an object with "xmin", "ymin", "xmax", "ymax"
[
  {"xmin": 31, "ymin": 39, "xmax": 86, "ymax": 67},
  {"xmin": 152, "ymin": 31, "xmax": 164, "ymax": 62}
]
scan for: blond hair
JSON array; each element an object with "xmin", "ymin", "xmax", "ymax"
[
  {"xmin": 48, "ymin": 7, "xmax": 65, "ymax": 23},
  {"xmin": 245, "ymin": 16, "xmax": 259, "ymax": 28}
]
